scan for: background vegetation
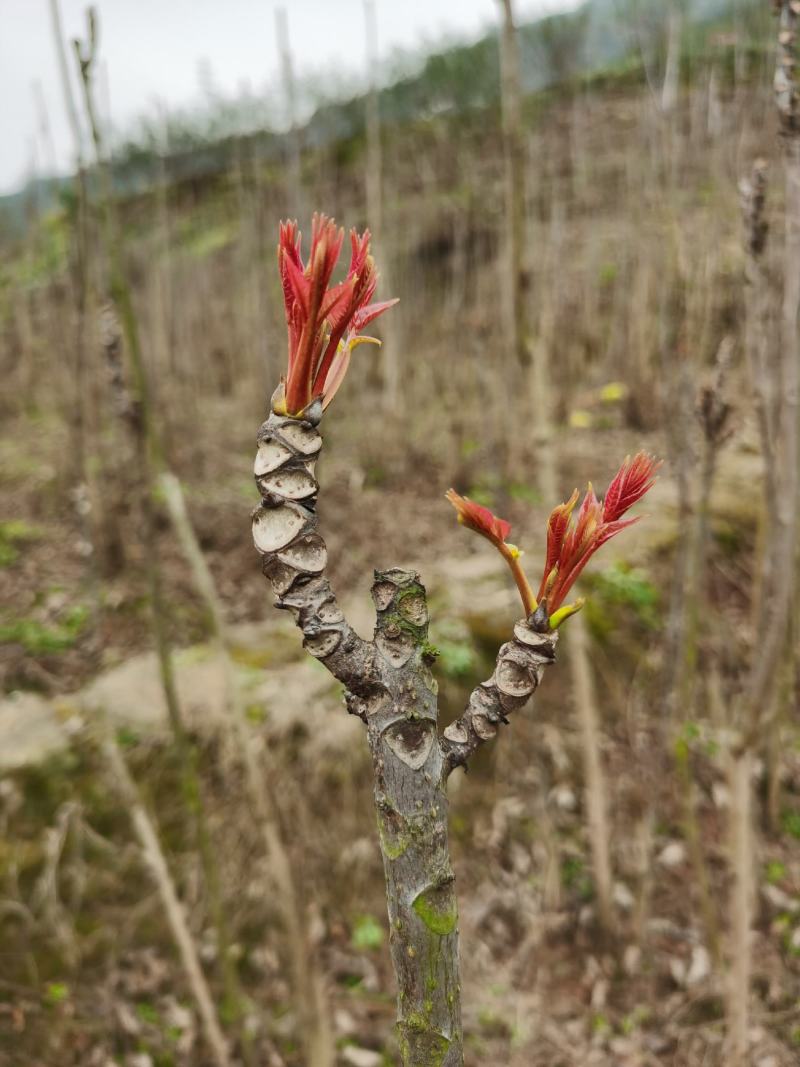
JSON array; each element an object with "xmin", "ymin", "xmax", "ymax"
[{"xmin": 1, "ymin": 1, "xmax": 799, "ymax": 1064}]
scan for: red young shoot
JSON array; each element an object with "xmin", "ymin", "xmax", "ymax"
[
  {"xmin": 445, "ymin": 490, "xmax": 536, "ymax": 615},
  {"xmin": 276, "ymin": 214, "xmax": 398, "ymax": 416},
  {"xmin": 447, "ymin": 452, "xmax": 661, "ymax": 629}
]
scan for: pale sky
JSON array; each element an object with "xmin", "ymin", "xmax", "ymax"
[{"xmin": 1, "ymin": 0, "xmax": 581, "ymax": 195}]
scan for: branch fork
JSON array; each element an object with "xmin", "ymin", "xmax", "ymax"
[
  {"xmin": 252, "ymin": 414, "xmax": 555, "ymax": 1065},
  {"xmin": 252, "ymin": 412, "xmax": 556, "ymax": 773}
]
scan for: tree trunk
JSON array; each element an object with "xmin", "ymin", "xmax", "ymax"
[
  {"xmin": 252, "ymin": 407, "xmax": 558, "ymax": 1065},
  {"xmin": 368, "ymin": 570, "xmax": 461, "ymax": 1064}
]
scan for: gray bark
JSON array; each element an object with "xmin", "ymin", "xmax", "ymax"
[
  {"xmin": 441, "ymin": 621, "xmax": 556, "ymax": 773},
  {"xmin": 252, "ymin": 408, "xmax": 557, "ymax": 1064},
  {"xmin": 368, "ymin": 568, "xmax": 460, "ymax": 1065}
]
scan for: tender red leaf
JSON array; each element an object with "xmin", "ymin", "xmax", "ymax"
[
  {"xmin": 603, "ymin": 452, "xmax": 662, "ymax": 522},
  {"xmin": 351, "ymin": 298, "xmax": 399, "ymax": 333},
  {"xmin": 539, "ymin": 456, "xmax": 659, "ymax": 614},
  {"xmin": 445, "ymin": 489, "xmax": 511, "ymax": 547},
  {"xmin": 278, "ymin": 215, "xmax": 397, "ymax": 414}
]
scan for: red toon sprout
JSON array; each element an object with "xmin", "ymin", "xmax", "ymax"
[
  {"xmin": 538, "ymin": 452, "xmax": 662, "ymax": 626},
  {"xmin": 447, "ymin": 452, "xmax": 661, "ymax": 629},
  {"xmin": 602, "ymin": 451, "xmax": 663, "ymax": 523},
  {"xmin": 275, "ymin": 214, "xmax": 398, "ymax": 417},
  {"xmin": 445, "ymin": 490, "xmax": 536, "ymax": 615},
  {"xmin": 445, "ymin": 490, "xmax": 511, "ymax": 548}
]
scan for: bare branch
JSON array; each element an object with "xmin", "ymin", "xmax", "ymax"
[
  {"xmin": 442, "ymin": 620, "xmax": 557, "ymax": 774},
  {"xmin": 252, "ymin": 405, "xmax": 379, "ymax": 697}
]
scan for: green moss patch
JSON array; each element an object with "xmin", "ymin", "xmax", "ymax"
[{"xmin": 412, "ymin": 884, "xmax": 458, "ymax": 936}]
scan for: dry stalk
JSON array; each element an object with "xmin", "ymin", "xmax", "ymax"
[
  {"xmin": 363, "ymin": 0, "xmax": 400, "ymax": 411},
  {"xmin": 660, "ymin": 296, "xmax": 695, "ymax": 719},
  {"xmin": 681, "ymin": 335, "xmax": 734, "ymax": 718},
  {"xmin": 751, "ymin": 3, "xmax": 800, "ymax": 725},
  {"xmin": 497, "ymin": 0, "xmax": 531, "ymax": 371},
  {"xmin": 651, "ymin": 265, "xmax": 724, "ymax": 961},
  {"xmin": 275, "ymin": 6, "xmax": 304, "ymax": 221},
  {"xmin": 30, "ymin": 803, "xmax": 80, "ymax": 968},
  {"xmin": 158, "ymin": 471, "xmax": 333, "ymax": 1067},
  {"xmin": 101, "ymin": 731, "xmax": 231, "ymax": 1067},
  {"xmin": 528, "ymin": 264, "xmax": 616, "ymax": 939},
  {"xmin": 727, "ymin": 746, "xmax": 755, "ymax": 1067},
  {"xmin": 661, "ymin": 2, "xmax": 683, "ymax": 115},
  {"xmin": 566, "ymin": 612, "xmax": 616, "ymax": 937},
  {"xmin": 71, "ymin": 15, "xmax": 252, "ymax": 1061},
  {"xmin": 47, "ymin": 0, "xmax": 112, "ymax": 583},
  {"xmin": 739, "ymin": 159, "xmax": 776, "ymax": 631}
]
